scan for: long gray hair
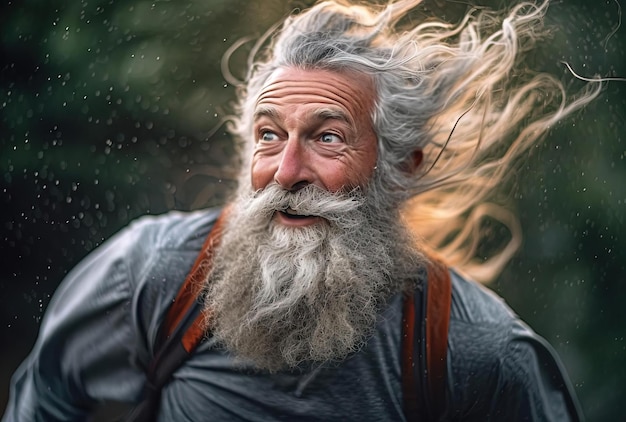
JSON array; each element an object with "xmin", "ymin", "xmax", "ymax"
[{"xmin": 227, "ymin": 0, "xmax": 601, "ymax": 282}]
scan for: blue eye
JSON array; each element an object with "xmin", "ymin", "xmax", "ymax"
[
  {"xmin": 260, "ymin": 131, "xmax": 278, "ymax": 142},
  {"xmin": 320, "ymin": 133, "xmax": 341, "ymax": 143}
]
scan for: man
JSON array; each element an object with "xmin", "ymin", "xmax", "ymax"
[{"xmin": 3, "ymin": 0, "xmax": 600, "ymax": 420}]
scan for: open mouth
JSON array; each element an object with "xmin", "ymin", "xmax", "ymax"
[
  {"xmin": 274, "ymin": 207, "xmax": 322, "ymax": 227},
  {"xmin": 279, "ymin": 207, "xmax": 312, "ymax": 220}
]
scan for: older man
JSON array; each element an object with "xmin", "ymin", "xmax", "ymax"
[{"xmin": 4, "ymin": 0, "xmax": 600, "ymax": 421}]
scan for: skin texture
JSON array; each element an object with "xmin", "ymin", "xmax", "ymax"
[{"xmin": 251, "ymin": 67, "xmax": 379, "ymax": 226}]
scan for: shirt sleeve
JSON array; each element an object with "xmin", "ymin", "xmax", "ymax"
[{"xmin": 2, "ymin": 224, "xmax": 153, "ymax": 422}]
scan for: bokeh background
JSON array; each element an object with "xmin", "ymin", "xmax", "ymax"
[{"xmin": 1, "ymin": 0, "xmax": 624, "ymax": 419}]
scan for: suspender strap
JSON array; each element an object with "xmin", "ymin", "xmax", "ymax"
[
  {"xmin": 120, "ymin": 208, "xmax": 230, "ymax": 422},
  {"xmin": 160, "ymin": 207, "xmax": 229, "ymax": 352},
  {"xmin": 401, "ymin": 288, "xmax": 420, "ymax": 420},
  {"xmin": 402, "ymin": 257, "xmax": 452, "ymax": 421},
  {"xmin": 424, "ymin": 258, "xmax": 452, "ymax": 416}
]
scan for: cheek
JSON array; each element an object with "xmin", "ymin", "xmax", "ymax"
[
  {"xmin": 362, "ymin": 143, "xmax": 378, "ymax": 174},
  {"xmin": 345, "ymin": 142, "xmax": 378, "ymax": 187},
  {"xmin": 323, "ymin": 154, "xmax": 377, "ymax": 191},
  {"xmin": 250, "ymin": 156, "xmax": 273, "ymax": 190}
]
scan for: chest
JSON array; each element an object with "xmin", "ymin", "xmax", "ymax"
[{"xmin": 157, "ymin": 316, "xmax": 405, "ymax": 421}]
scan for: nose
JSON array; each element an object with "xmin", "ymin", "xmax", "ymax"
[{"xmin": 274, "ymin": 138, "xmax": 313, "ymax": 191}]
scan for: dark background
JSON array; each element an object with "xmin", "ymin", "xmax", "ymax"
[{"xmin": 1, "ymin": 0, "xmax": 624, "ymax": 419}]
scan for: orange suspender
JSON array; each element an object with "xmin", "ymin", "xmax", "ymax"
[
  {"xmin": 402, "ymin": 258, "xmax": 452, "ymax": 421},
  {"xmin": 161, "ymin": 208, "xmax": 229, "ymax": 352},
  {"xmin": 425, "ymin": 258, "xmax": 453, "ymax": 416},
  {"xmin": 120, "ymin": 210, "xmax": 231, "ymax": 422}
]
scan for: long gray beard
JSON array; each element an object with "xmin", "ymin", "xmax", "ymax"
[{"xmin": 203, "ymin": 183, "xmax": 424, "ymax": 372}]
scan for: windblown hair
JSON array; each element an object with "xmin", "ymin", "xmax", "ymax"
[{"xmin": 226, "ymin": 0, "xmax": 601, "ymax": 282}]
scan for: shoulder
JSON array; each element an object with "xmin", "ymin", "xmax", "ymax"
[
  {"xmin": 103, "ymin": 208, "xmax": 221, "ymax": 279},
  {"xmin": 120, "ymin": 207, "xmax": 222, "ymax": 253},
  {"xmin": 445, "ymin": 270, "xmax": 581, "ymax": 420},
  {"xmin": 56, "ymin": 207, "xmax": 222, "ymax": 357},
  {"xmin": 115, "ymin": 208, "xmax": 222, "ymax": 341},
  {"xmin": 446, "ymin": 269, "xmax": 522, "ymax": 376},
  {"xmin": 45, "ymin": 208, "xmax": 221, "ymax": 315},
  {"xmin": 67, "ymin": 208, "xmax": 222, "ymax": 298},
  {"xmin": 448, "ymin": 269, "xmax": 517, "ymax": 325},
  {"xmin": 444, "ymin": 270, "xmax": 514, "ymax": 411}
]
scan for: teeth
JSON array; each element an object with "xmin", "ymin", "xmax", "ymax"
[{"xmin": 283, "ymin": 207, "xmax": 310, "ymax": 218}]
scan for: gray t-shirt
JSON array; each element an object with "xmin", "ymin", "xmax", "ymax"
[{"xmin": 3, "ymin": 209, "xmax": 582, "ymax": 421}]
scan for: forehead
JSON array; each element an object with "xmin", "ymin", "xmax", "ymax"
[{"xmin": 254, "ymin": 67, "xmax": 376, "ymax": 123}]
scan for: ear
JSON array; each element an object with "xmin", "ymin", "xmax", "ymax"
[{"xmin": 404, "ymin": 149, "xmax": 423, "ymax": 174}]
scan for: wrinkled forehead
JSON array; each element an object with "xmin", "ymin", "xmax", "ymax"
[{"xmin": 254, "ymin": 67, "xmax": 377, "ymax": 125}]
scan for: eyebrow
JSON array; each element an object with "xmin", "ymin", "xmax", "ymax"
[
  {"xmin": 314, "ymin": 108, "xmax": 352, "ymax": 126},
  {"xmin": 253, "ymin": 105, "xmax": 280, "ymax": 122},
  {"xmin": 253, "ymin": 105, "xmax": 352, "ymax": 126}
]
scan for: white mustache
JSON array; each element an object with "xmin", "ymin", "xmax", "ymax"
[{"xmin": 245, "ymin": 184, "xmax": 365, "ymax": 227}]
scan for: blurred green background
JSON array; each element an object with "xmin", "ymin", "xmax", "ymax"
[{"xmin": 1, "ymin": 0, "xmax": 624, "ymax": 419}]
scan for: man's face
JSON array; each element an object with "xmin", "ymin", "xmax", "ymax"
[
  {"xmin": 250, "ymin": 67, "xmax": 378, "ymax": 227},
  {"xmin": 203, "ymin": 68, "xmax": 425, "ymax": 371}
]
